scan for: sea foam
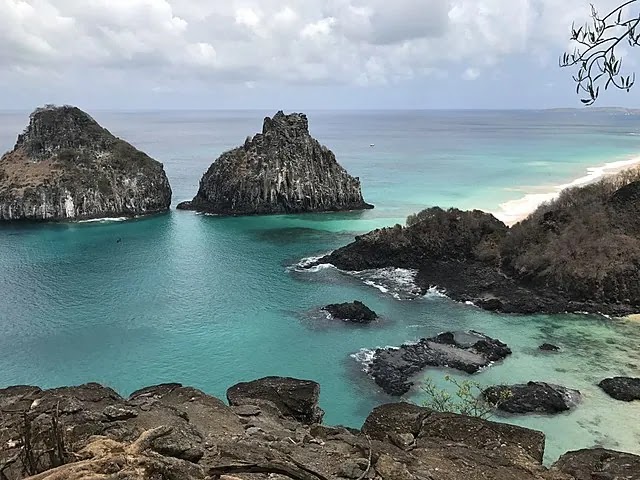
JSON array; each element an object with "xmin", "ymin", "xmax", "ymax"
[
  {"xmin": 351, "ymin": 267, "xmax": 421, "ymax": 300},
  {"xmin": 289, "ymin": 253, "xmax": 335, "ymax": 273},
  {"xmin": 78, "ymin": 217, "xmax": 128, "ymax": 223},
  {"xmin": 493, "ymin": 156, "xmax": 640, "ymax": 226}
]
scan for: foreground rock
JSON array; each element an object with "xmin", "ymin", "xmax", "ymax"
[
  {"xmin": 599, "ymin": 377, "xmax": 640, "ymax": 401},
  {"xmin": 483, "ymin": 382, "xmax": 582, "ymax": 415},
  {"xmin": 553, "ymin": 448, "xmax": 640, "ymax": 480},
  {"xmin": 323, "ymin": 301, "xmax": 378, "ymax": 324},
  {"xmin": 177, "ymin": 111, "xmax": 373, "ymax": 215},
  {"xmin": 313, "ymin": 170, "xmax": 640, "ymax": 315},
  {"xmin": 226, "ymin": 376, "xmax": 324, "ymax": 424},
  {"xmin": 366, "ymin": 330, "xmax": 511, "ymax": 396},
  {"xmin": 7, "ymin": 378, "xmax": 629, "ymax": 480},
  {"xmin": 0, "ymin": 105, "xmax": 171, "ymax": 222}
]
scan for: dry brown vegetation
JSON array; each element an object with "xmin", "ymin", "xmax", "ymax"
[
  {"xmin": 0, "ymin": 152, "xmax": 62, "ymax": 194},
  {"xmin": 501, "ymin": 167, "xmax": 640, "ymax": 304}
]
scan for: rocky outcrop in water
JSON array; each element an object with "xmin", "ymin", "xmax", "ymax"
[
  {"xmin": 177, "ymin": 111, "xmax": 373, "ymax": 215},
  {"xmin": 540, "ymin": 343, "xmax": 561, "ymax": 352},
  {"xmin": 323, "ymin": 301, "xmax": 378, "ymax": 324},
  {"xmin": 0, "ymin": 105, "xmax": 172, "ymax": 222},
  {"xmin": 598, "ymin": 377, "xmax": 640, "ymax": 401},
  {"xmin": 483, "ymin": 382, "xmax": 582, "ymax": 415},
  {"xmin": 4, "ymin": 378, "xmax": 636, "ymax": 480},
  {"xmin": 553, "ymin": 448, "xmax": 640, "ymax": 480},
  {"xmin": 313, "ymin": 175, "xmax": 640, "ymax": 315},
  {"xmin": 365, "ymin": 330, "xmax": 512, "ymax": 396}
]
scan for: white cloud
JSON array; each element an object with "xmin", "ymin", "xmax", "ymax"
[
  {"xmin": 463, "ymin": 67, "xmax": 480, "ymax": 80},
  {"xmin": 0, "ymin": 0, "xmax": 624, "ymax": 88}
]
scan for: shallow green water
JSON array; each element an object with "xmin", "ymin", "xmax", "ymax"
[{"xmin": 0, "ymin": 110, "xmax": 639, "ymax": 463}]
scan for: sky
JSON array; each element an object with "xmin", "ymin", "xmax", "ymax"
[{"xmin": 1, "ymin": 0, "xmax": 640, "ymax": 110}]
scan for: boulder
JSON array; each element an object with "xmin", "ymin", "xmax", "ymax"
[
  {"xmin": 226, "ymin": 376, "xmax": 324, "ymax": 424},
  {"xmin": 177, "ymin": 111, "xmax": 373, "ymax": 215},
  {"xmin": 0, "ymin": 105, "xmax": 171, "ymax": 221},
  {"xmin": 553, "ymin": 448, "xmax": 640, "ymax": 480},
  {"xmin": 362, "ymin": 402, "xmax": 547, "ymax": 463},
  {"xmin": 483, "ymin": 382, "xmax": 581, "ymax": 415},
  {"xmin": 361, "ymin": 402, "xmax": 429, "ymax": 440},
  {"xmin": 323, "ymin": 301, "xmax": 378, "ymax": 324},
  {"xmin": 598, "ymin": 377, "xmax": 640, "ymax": 401},
  {"xmin": 366, "ymin": 331, "xmax": 511, "ymax": 396},
  {"xmin": 540, "ymin": 343, "xmax": 561, "ymax": 352}
]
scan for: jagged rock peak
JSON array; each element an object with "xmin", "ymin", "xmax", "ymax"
[
  {"xmin": 0, "ymin": 105, "xmax": 172, "ymax": 222},
  {"xmin": 178, "ymin": 111, "xmax": 373, "ymax": 215},
  {"xmin": 262, "ymin": 110, "xmax": 309, "ymax": 136},
  {"xmin": 16, "ymin": 105, "xmax": 112, "ymax": 160}
]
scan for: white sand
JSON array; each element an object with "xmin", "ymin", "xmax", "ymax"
[{"xmin": 492, "ymin": 156, "xmax": 640, "ymax": 226}]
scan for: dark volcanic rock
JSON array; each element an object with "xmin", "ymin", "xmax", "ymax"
[
  {"xmin": 312, "ymin": 181, "xmax": 640, "ymax": 315},
  {"xmin": 226, "ymin": 376, "xmax": 324, "ymax": 424},
  {"xmin": 599, "ymin": 376, "xmax": 640, "ymax": 401},
  {"xmin": 540, "ymin": 343, "xmax": 561, "ymax": 352},
  {"xmin": 366, "ymin": 330, "xmax": 511, "ymax": 396},
  {"xmin": 553, "ymin": 448, "xmax": 640, "ymax": 480},
  {"xmin": 323, "ymin": 300, "xmax": 378, "ymax": 323},
  {"xmin": 4, "ymin": 377, "xmax": 637, "ymax": 480},
  {"xmin": 362, "ymin": 402, "xmax": 547, "ymax": 464},
  {"xmin": 483, "ymin": 382, "xmax": 581, "ymax": 415},
  {"xmin": 177, "ymin": 111, "xmax": 373, "ymax": 215},
  {"xmin": 0, "ymin": 105, "xmax": 171, "ymax": 221}
]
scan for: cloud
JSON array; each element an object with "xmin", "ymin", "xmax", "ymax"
[
  {"xmin": 463, "ymin": 67, "xmax": 480, "ymax": 80},
  {"xmin": 0, "ymin": 0, "xmax": 625, "ymax": 90}
]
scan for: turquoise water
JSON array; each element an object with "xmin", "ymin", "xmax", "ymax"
[{"xmin": 1, "ymin": 110, "xmax": 640, "ymax": 463}]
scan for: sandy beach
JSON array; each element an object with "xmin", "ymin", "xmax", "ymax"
[{"xmin": 493, "ymin": 156, "xmax": 640, "ymax": 226}]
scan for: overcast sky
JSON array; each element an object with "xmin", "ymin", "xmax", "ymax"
[{"xmin": 2, "ymin": 0, "xmax": 640, "ymax": 110}]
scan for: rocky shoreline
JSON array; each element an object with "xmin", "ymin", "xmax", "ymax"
[
  {"xmin": 1, "ymin": 377, "xmax": 639, "ymax": 480},
  {"xmin": 310, "ymin": 188, "xmax": 640, "ymax": 315}
]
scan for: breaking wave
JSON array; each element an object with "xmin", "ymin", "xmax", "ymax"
[{"xmin": 350, "ymin": 268, "xmax": 421, "ymax": 300}]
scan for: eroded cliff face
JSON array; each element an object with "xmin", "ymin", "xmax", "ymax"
[
  {"xmin": 0, "ymin": 105, "xmax": 172, "ymax": 221},
  {"xmin": 178, "ymin": 111, "xmax": 373, "ymax": 215}
]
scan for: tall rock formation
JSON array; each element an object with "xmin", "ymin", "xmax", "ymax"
[
  {"xmin": 0, "ymin": 105, "xmax": 172, "ymax": 221},
  {"xmin": 177, "ymin": 111, "xmax": 373, "ymax": 215}
]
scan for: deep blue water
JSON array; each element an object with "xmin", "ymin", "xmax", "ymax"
[{"xmin": 1, "ymin": 110, "xmax": 640, "ymax": 462}]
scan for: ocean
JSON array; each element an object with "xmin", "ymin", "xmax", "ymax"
[{"xmin": 1, "ymin": 109, "xmax": 639, "ymax": 463}]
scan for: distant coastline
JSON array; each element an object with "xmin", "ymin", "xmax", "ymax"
[
  {"xmin": 492, "ymin": 156, "xmax": 640, "ymax": 225},
  {"xmin": 545, "ymin": 106, "xmax": 640, "ymax": 114}
]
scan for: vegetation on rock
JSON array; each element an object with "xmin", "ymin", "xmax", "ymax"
[
  {"xmin": 316, "ymin": 167, "xmax": 640, "ymax": 315},
  {"xmin": 0, "ymin": 105, "xmax": 172, "ymax": 222}
]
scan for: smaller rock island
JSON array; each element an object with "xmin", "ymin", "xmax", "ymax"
[
  {"xmin": 0, "ymin": 105, "xmax": 172, "ymax": 221},
  {"xmin": 178, "ymin": 111, "xmax": 373, "ymax": 215}
]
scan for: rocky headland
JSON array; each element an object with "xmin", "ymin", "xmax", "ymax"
[
  {"xmin": 177, "ymin": 111, "xmax": 373, "ymax": 215},
  {"xmin": 1, "ymin": 377, "xmax": 639, "ymax": 480},
  {"xmin": 312, "ymin": 170, "xmax": 640, "ymax": 315},
  {"xmin": 0, "ymin": 105, "xmax": 172, "ymax": 222},
  {"xmin": 365, "ymin": 330, "xmax": 512, "ymax": 396}
]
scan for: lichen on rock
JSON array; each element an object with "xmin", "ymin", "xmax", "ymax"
[
  {"xmin": 177, "ymin": 111, "xmax": 373, "ymax": 215},
  {"xmin": 0, "ymin": 105, "xmax": 172, "ymax": 222}
]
